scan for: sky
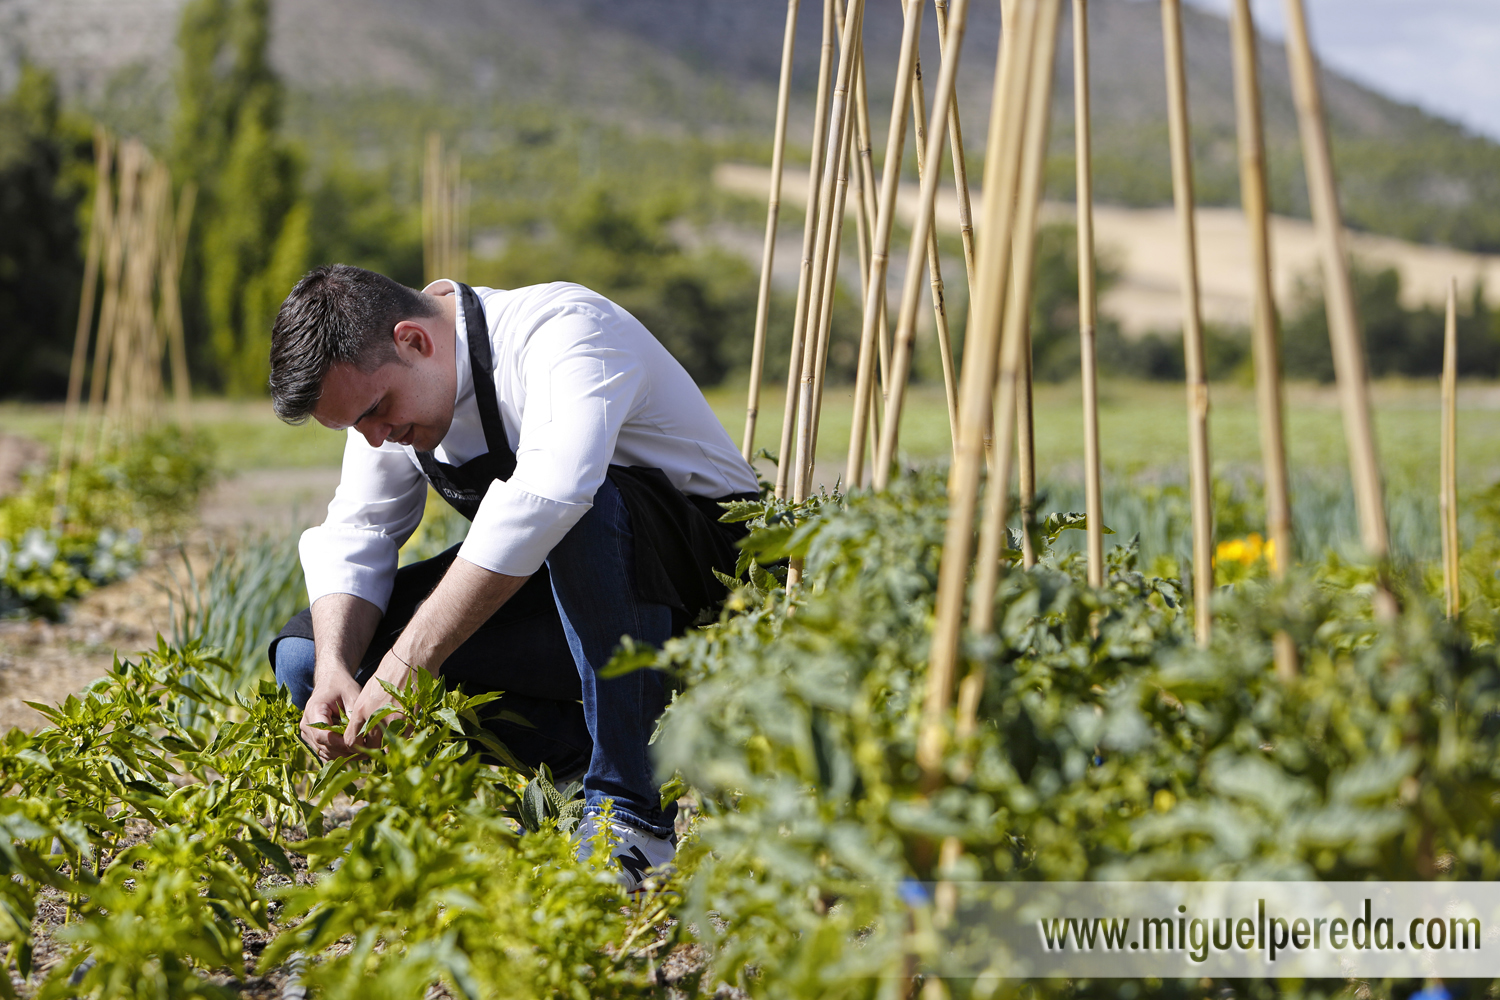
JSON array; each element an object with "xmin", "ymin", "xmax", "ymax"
[{"xmin": 1184, "ymin": 0, "xmax": 1500, "ymax": 141}]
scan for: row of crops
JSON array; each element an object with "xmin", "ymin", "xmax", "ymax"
[{"xmin": 0, "ymin": 470, "xmax": 1495, "ymax": 997}]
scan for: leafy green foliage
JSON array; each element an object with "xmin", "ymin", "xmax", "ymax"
[
  {"xmin": 0, "ymin": 636, "xmax": 675, "ymax": 998},
  {"xmin": 0, "ymin": 427, "xmax": 215, "ymax": 618},
  {"xmin": 3, "ymin": 463, "xmax": 1498, "ymax": 998},
  {"xmin": 172, "ymin": 0, "xmax": 306, "ymax": 395},
  {"xmin": 165, "ymin": 530, "xmax": 304, "ymax": 693},
  {"xmin": 478, "ymin": 185, "xmax": 763, "ymax": 386},
  {"xmin": 0, "ymin": 65, "xmax": 93, "ymax": 399},
  {"xmin": 624, "ymin": 474, "xmax": 1500, "ymax": 996},
  {"xmin": 1281, "ymin": 261, "xmax": 1500, "ymax": 381}
]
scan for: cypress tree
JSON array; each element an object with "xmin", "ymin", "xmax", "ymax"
[
  {"xmin": 172, "ymin": 0, "xmax": 307, "ymax": 395},
  {"xmin": 0, "ymin": 66, "xmax": 91, "ymax": 399}
]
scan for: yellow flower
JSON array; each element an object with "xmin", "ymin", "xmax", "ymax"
[
  {"xmin": 1215, "ymin": 538, "xmax": 1246, "ymax": 565},
  {"xmin": 1215, "ymin": 533, "xmax": 1269, "ymax": 567}
]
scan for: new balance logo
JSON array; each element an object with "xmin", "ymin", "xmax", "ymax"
[{"xmin": 615, "ymin": 845, "xmax": 652, "ymax": 884}]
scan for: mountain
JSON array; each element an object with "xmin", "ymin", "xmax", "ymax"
[{"xmin": 3, "ymin": 0, "xmax": 1499, "ymax": 249}]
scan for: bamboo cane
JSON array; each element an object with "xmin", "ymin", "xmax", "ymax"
[
  {"xmin": 871, "ymin": 0, "xmax": 973, "ymax": 489},
  {"xmin": 1442, "ymin": 278, "xmax": 1460, "ymax": 619},
  {"xmin": 850, "ymin": 38, "xmax": 892, "ymax": 409},
  {"xmin": 843, "ymin": 0, "xmax": 927, "ymax": 491},
  {"xmin": 1074, "ymin": 0, "xmax": 1105, "ymax": 588},
  {"xmin": 1282, "ymin": 0, "xmax": 1394, "ymax": 617},
  {"xmin": 165, "ymin": 182, "xmax": 197, "ymax": 430},
  {"xmin": 794, "ymin": 0, "xmax": 864, "ymax": 502},
  {"xmin": 910, "ymin": 52, "xmax": 960, "ymax": 446},
  {"xmin": 118, "ymin": 158, "xmax": 167, "ymax": 439},
  {"xmin": 84, "ymin": 139, "xmax": 136, "ymax": 463},
  {"xmin": 849, "ymin": 45, "xmax": 889, "ymax": 477},
  {"xmin": 1162, "ymin": 0, "xmax": 1214, "ymax": 647},
  {"xmin": 971, "ymin": 0, "xmax": 1062, "ymax": 621},
  {"xmin": 1015, "ymin": 263, "xmax": 1038, "ymax": 568},
  {"xmin": 934, "ymin": 0, "xmax": 978, "ymax": 292},
  {"xmin": 776, "ymin": 0, "xmax": 838, "ymax": 500},
  {"xmin": 921, "ymin": 0, "xmax": 1048, "ymax": 781},
  {"xmin": 1230, "ymin": 0, "xmax": 1296, "ymax": 676},
  {"xmin": 742, "ymin": 0, "xmax": 801, "ymax": 461},
  {"xmin": 453, "ymin": 157, "xmax": 469, "ymax": 282},
  {"xmin": 933, "ymin": 0, "xmax": 1048, "ymax": 919},
  {"xmin": 103, "ymin": 142, "xmax": 150, "ymax": 448},
  {"xmin": 56, "ymin": 129, "xmax": 113, "ymax": 522},
  {"xmin": 423, "ymin": 132, "xmax": 439, "ymax": 285}
]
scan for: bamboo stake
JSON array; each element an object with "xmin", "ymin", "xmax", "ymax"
[
  {"xmin": 1282, "ymin": 0, "xmax": 1394, "ymax": 617},
  {"xmin": 776, "ymin": 0, "xmax": 838, "ymax": 500},
  {"xmin": 849, "ymin": 46, "xmax": 890, "ymax": 478},
  {"xmin": 1015, "ymin": 265, "xmax": 1038, "ymax": 568},
  {"xmin": 971, "ymin": 0, "xmax": 1062, "ymax": 619},
  {"xmin": 1230, "ymin": 0, "xmax": 1296, "ymax": 676},
  {"xmin": 101, "ymin": 142, "xmax": 148, "ymax": 448},
  {"xmin": 1441, "ymin": 278, "xmax": 1460, "ymax": 619},
  {"xmin": 850, "ymin": 38, "xmax": 892, "ymax": 409},
  {"xmin": 935, "ymin": 0, "xmax": 1050, "ymax": 916},
  {"xmin": 871, "ymin": 0, "xmax": 972, "ymax": 488},
  {"xmin": 921, "ymin": 0, "xmax": 1048, "ymax": 780},
  {"xmin": 165, "ymin": 183, "xmax": 197, "ymax": 430},
  {"xmin": 1074, "ymin": 0, "xmax": 1105, "ymax": 588},
  {"xmin": 56, "ymin": 129, "xmax": 113, "ymax": 521},
  {"xmin": 934, "ymin": 0, "xmax": 978, "ymax": 292},
  {"xmin": 794, "ymin": 0, "xmax": 864, "ymax": 501},
  {"xmin": 423, "ymin": 133, "xmax": 439, "ymax": 285},
  {"xmin": 84, "ymin": 139, "xmax": 136, "ymax": 463},
  {"xmin": 910, "ymin": 52, "xmax": 960, "ymax": 446},
  {"xmin": 742, "ymin": 0, "xmax": 800, "ymax": 461},
  {"xmin": 844, "ymin": 0, "xmax": 927, "ymax": 491},
  {"xmin": 1163, "ymin": 0, "xmax": 1214, "ymax": 647}
]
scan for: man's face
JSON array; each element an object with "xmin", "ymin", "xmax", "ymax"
[{"xmin": 311, "ymin": 330, "xmax": 456, "ymax": 451}]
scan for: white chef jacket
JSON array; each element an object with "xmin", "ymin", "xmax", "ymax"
[{"xmin": 299, "ymin": 280, "xmax": 759, "ymax": 614}]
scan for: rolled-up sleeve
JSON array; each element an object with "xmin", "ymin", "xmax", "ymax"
[
  {"xmin": 458, "ymin": 303, "xmax": 645, "ymax": 577},
  {"xmin": 299, "ymin": 429, "xmax": 427, "ymax": 613}
]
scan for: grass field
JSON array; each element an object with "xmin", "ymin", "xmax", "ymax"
[
  {"xmin": 6, "ymin": 377, "xmax": 1496, "ymax": 565},
  {"xmin": 719, "ymin": 378, "xmax": 1500, "ymax": 489}
]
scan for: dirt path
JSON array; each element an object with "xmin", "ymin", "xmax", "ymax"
[{"xmin": 0, "ymin": 466, "xmax": 340, "ymax": 731}]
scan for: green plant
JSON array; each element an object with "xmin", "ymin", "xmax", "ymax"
[{"xmin": 0, "ymin": 427, "xmax": 215, "ymax": 618}]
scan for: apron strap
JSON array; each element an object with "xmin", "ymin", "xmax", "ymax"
[
  {"xmin": 456, "ymin": 283, "xmax": 516, "ymax": 479},
  {"xmin": 416, "ymin": 283, "xmax": 517, "ymax": 486}
]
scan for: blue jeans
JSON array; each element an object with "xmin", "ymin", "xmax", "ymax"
[{"xmin": 272, "ymin": 478, "xmax": 677, "ymax": 839}]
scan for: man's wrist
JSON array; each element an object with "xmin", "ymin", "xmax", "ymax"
[
  {"xmin": 389, "ymin": 632, "xmax": 444, "ymax": 676},
  {"xmin": 313, "ymin": 657, "xmax": 359, "ymax": 688}
]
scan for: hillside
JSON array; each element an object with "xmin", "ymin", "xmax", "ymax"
[{"xmin": 3, "ymin": 0, "xmax": 1500, "ymax": 249}]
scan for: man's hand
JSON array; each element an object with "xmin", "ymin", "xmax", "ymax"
[
  {"xmin": 342, "ymin": 649, "xmax": 426, "ymax": 750},
  {"xmin": 300, "ymin": 671, "xmax": 365, "ymax": 760}
]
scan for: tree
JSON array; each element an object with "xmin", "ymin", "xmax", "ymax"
[
  {"xmin": 0, "ymin": 66, "xmax": 91, "ymax": 399},
  {"xmin": 172, "ymin": 0, "xmax": 306, "ymax": 395}
]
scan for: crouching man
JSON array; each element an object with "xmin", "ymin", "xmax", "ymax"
[{"xmin": 264, "ymin": 265, "xmax": 758, "ymax": 889}]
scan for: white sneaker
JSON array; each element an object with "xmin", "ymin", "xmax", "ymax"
[{"xmin": 574, "ymin": 815, "xmax": 676, "ymax": 893}]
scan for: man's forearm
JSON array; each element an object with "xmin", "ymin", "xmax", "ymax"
[
  {"xmin": 309, "ymin": 592, "xmax": 383, "ymax": 686},
  {"xmin": 391, "ymin": 557, "xmax": 530, "ymax": 675}
]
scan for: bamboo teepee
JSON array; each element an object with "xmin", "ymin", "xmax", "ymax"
[{"xmin": 57, "ymin": 130, "xmax": 194, "ymax": 514}]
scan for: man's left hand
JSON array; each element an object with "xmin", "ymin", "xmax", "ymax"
[{"xmin": 343, "ymin": 649, "xmax": 427, "ymax": 750}]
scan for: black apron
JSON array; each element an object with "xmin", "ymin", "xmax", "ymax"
[{"xmin": 273, "ymin": 283, "xmax": 755, "ymax": 658}]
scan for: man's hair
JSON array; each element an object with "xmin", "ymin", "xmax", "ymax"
[{"xmin": 268, "ymin": 264, "xmax": 441, "ymax": 424}]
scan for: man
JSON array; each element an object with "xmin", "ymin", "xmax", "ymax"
[{"xmin": 265, "ymin": 265, "xmax": 759, "ymax": 890}]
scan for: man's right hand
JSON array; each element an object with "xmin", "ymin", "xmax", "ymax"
[{"xmin": 300, "ymin": 671, "xmax": 365, "ymax": 760}]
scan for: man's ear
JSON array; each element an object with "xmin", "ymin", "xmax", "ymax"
[{"xmin": 392, "ymin": 320, "xmax": 436, "ymax": 360}]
